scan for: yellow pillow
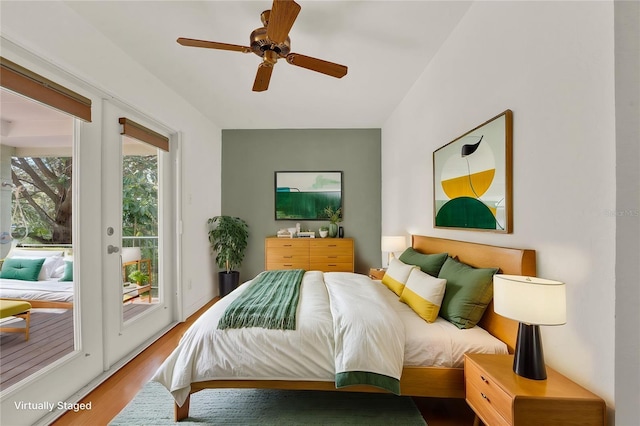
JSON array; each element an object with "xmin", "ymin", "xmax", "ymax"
[
  {"xmin": 381, "ymin": 258, "xmax": 417, "ymax": 296},
  {"xmin": 399, "ymin": 268, "xmax": 447, "ymax": 323}
]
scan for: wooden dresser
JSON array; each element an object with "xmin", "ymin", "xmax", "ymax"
[
  {"xmin": 265, "ymin": 237, "xmax": 354, "ymax": 272},
  {"xmin": 465, "ymin": 354, "xmax": 606, "ymax": 426}
]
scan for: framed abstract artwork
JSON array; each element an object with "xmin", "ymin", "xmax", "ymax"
[
  {"xmin": 275, "ymin": 171, "xmax": 342, "ymax": 220},
  {"xmin": 433, "ymin": 110, "xmax": 513, "ymax": 233}
]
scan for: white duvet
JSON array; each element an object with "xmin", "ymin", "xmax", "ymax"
[
  {"xmin": 152, "ymin": 271, "xmax": 507, "ymax": 406},
  {"xmin": 0, "ymin": 278, "xmax": 74, "ymax": 303}
]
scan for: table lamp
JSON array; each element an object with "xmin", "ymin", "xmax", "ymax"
[
  {"xmin": 381, "ymin": 236, "xmax": 406, "ymax": 267},
  {"xmin": 493, "ymin": 274, "xmax": 566, "ymax": 380}
]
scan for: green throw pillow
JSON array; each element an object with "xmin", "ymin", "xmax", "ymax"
[
  {"xmin": 0, "ymin": 257, "xmax": 46, "ymax": 281},
  {"xmin": 60, "ymin": 260, "xmax": 73, "ymax": 282},
  {"xmin": 398, "ymin": 247, "xmax": 448, "ymax": 277},
  {"xmin": 438, "ymin": 257, "xmax": 498, "ymax": 329}
]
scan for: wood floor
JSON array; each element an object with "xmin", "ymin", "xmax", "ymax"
[{"xmin": 52, "ymin": 298, "xmax": 476, "ymax": 425}]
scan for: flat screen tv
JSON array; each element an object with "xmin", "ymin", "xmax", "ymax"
[{"xmin": 275, "ymin": 171, "xmax": 342, "ymax": 220}]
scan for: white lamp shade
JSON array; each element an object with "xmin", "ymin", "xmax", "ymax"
[
  {"xmin": 381, "ymin": 236, "xmax": 407, "ymax": 253},
  {"xmin": 493, "ymin": 274, "xmax": 566, "ymax": 326},
  {"xmin": 121, "ymin": 247, "xmax": 142, "ymax": 263}
]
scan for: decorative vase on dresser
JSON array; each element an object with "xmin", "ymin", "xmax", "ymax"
[
  {"xmin": 328, "ymin": 223, "xmax": 338, "ymax": 238},
  {"xmin": 265, "ymin": 237, "xmax": 354, "ymax": 272}
]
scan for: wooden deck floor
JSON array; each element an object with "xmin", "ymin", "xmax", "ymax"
[{"xmin": 0, "ymin": 303, "xmax": 153, "ymax": 391}]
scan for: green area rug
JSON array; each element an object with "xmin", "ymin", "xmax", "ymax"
[{"xmin": 110, "ymin": 381, "xmax": 427, "ymax": 425}]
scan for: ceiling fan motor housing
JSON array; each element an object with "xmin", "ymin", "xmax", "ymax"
[{"xmin": 250, "ymin": 26, "xmax": 291, "ymax": 58}]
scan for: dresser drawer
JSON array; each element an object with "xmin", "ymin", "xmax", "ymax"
[
  {"xmin": 267, "ymin": 247, "xmax": 308, "ymax": 261},
  {"xmin": 266, "ymin": 239, "xmax": 309, "ymax": 249},
  {"xmin": 266, "ymin": 261, "xmax": 309, "ymax": 271},
  {"xmin": 309, "ymin": 262, "xmax": 353, "ymax": 272},
  {"xmin": 466, "ymin": 381, "xmax": 511, "ymax": 426},
  {"xmin": 309, "ymin": 253, "xmax": 353, "ymax": 263},
  {"xmin": 465, "ymin": 358, "xmax": 513, "ymax": 422},
  {"xmin": 310, "ymin": 239, "xmax": 352, "ymax": 254}
]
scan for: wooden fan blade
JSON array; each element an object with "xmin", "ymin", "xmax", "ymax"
[
  {"xmin": 252, "ymin": 63, "xmax": 274, "ymax": 92},
  {"xmin": 267, "ymin": 0, "xmax": 301, "ymax": 44},
  {"xmin": 286, "ymin": 53, "xmax": 348, "ymax": 78},
  {"xmin": 177, "ymin": 37, "xmax": 251, "ymax": 53}
]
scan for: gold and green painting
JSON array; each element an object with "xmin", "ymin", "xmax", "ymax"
[{"xmin": 433, "ymin": 110, "xmax": 513, "ymax": 233}]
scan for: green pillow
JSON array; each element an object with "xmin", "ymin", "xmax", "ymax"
[
  {"xmin": 438, "ymin": 257, "xmax": 498, "ymax": 329},
  {"xmin": 0, "ymin": 257, "xmax": 46, "ymax": 281},
  {"xmin": 60, "ymin": 260, "xmax": 73, "ymax": 282},
  {"xmin": 399, "ymin": 248, "xmax": 448, "ymax": 277}
]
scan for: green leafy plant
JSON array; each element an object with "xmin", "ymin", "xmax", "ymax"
[
  {"xmin": 207, "ymin": 215, "xmax": 249, "ymax": 273},
  {"xmin": 320, "ymin": 226, "xmax": 329, "ymax": 231},
  {"xmin": 323, "ymin": 206, "xmax": 342, "ymax": 224},
  {"xmin": 128, "ymin": 270, "xmax": 149, "ymax": 285}
]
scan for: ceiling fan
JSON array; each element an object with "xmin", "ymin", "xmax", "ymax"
[{"xmin": 177, "ymin": 0, "xmax": 348, "ymax": 92}]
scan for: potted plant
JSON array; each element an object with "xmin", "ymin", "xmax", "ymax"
[
  {"xmin": 323, "ymin": 206, "xmax": 342, "ymax": 238},
  {"xmin": 128, "ymin": 270, "xmax": 149, "ymax": 286},
  {"xmin": 207, "ymin": 215, "xmax": 249, "ymax": 297},
  {"xmin": 319, "ymin": 226, "xmax": 329, "ymax": 238}
]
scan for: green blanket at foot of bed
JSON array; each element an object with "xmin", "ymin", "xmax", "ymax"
[{"xmin": 217, "ymin": 269, "xmax": 305, "ymax": 330}]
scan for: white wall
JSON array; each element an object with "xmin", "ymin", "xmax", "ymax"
[
  {"xmin": 382, "ymin": 0, "xmax": 618, "ymax": 420},
  {"xmin": 1, "ymin": 1, "xmax": 222, "ymax": 319}
]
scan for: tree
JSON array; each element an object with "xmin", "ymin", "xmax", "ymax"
[
  {"xmin": 122, "ymin": 155, "xmax": 158, "ymax": 237},
  {"xmin": 10, "ymin": 154, "xmax": 158, "ymax": 244},
  {"xmin": 11, "ymin": 157, "xmax": 72, "ymax": 244}
]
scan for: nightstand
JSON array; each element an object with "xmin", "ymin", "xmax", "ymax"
[
  {"xmin": 465, "ymin": 354, "xmax": 606, "ymax": 426},
  {"xmin": 368, "ymin": 268, "xmax": 386, "ymax": 280}
]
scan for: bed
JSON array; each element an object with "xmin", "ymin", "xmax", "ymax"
[
  {"xmin": 0, "ymin": 248, "xmax": 74, "ymax": 309},
  {"xmin": 154, "ymin": 235, "xmax": 536, "ymax": 421}
]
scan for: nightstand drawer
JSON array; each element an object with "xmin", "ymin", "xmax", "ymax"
[
  {"xmin": 466, "ymin": 381, "xmax": 511, "ymax": 426},
  {"xmin": 465, "ymin": 357, "xmax": 513, "ymax": 422}
]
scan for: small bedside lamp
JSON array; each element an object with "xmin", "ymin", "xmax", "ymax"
[
  {"xmin": 381, "ymin": 236, "xmax": 406, "ymax": 267},
  {"xmin": 493, "ymin": 274, "xmax": 566, "ymax": 380}
]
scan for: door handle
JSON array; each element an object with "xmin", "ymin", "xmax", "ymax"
[{"xmin": 107, "ymin": 245, "xmax": 120, "ymax": 254}]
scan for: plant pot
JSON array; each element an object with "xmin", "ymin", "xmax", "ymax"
[
  {"xmin": 319, "ymin": 229, "xmax": 328, "ymax": 238},
  {"xmin": 328, "ymin": 223, "xmax": 338, "ymax": 238},
  {"xmin": 218, "ymin": 271, "xmax": 240, "ymax": 297}
]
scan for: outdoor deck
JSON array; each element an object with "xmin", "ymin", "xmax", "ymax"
[{"xmin": 0, "ymin": 303, "xmax": 152, "ymax": 391}]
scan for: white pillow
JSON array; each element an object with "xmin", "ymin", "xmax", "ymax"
[
  {"xmin": 8, "ymin": 249, "xmax": 64, "ymax": 258},
  {"xmin": 399, "ymin": 268, "xmax": 447, "ymax": 323},
  {"xmin": 11, "ymin": 255, "xmax": 65, "ymax": 281},
  {"xmin": 381, "ymin": 257, "xmax": 418, "ymax": 296}
]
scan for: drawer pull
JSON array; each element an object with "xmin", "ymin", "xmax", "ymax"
[
  {"xmin": 328, "ymin": 264, "xmax": 337, "ymax": 266},
  {"xmin": 284, "ymin": 256, "xmax": 293, "ymax": 259},
  {"xmin": 283, "ymin": 244, "xmax": 292, "ymax": 247},
  {"xmin": 481, "ymin": 392, "xmax": 490, "ymax": 402},
  {"xmin": 284, "ymin": 264, "xmax": 293, "ymax": 266},
  {"xmin": 328, "ymin": 256, "xmax": 338, "ymax": 258},
  {"xmin": 328, "ymin": 244, "xmax": 337, "ymax": 247},
  {"xmin": 480, "ymin": 375, "xmax": 488, "ymax": 383}
]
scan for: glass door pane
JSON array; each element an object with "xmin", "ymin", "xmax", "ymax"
[
  {"xmin": 0, "ymin": 89, "xmax": 77, "ymax": 390},
  {"xmin": 121, "ymin": 136, "xmax": 159, "ymax": 322}
]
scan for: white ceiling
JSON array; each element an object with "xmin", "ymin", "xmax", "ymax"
[
  {"xmin": 62, "ymin": 0, "xmax": 473, "ymax": 129},
  {"xmin": 1, "ymin": 1, "xmax": 473, "ymax": 141}
]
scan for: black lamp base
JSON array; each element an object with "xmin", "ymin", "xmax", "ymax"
[{"xmin": 513, "ymin": 322, "xmax": 547, "ymax": 380}]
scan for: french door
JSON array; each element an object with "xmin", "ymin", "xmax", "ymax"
[{"xmin": 101, "ymin": 100, "xmax": 175, "ymax": 368}]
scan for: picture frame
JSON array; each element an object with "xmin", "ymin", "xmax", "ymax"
[
  {"xmin": 275, "ymin": 171, "xmax": 342, "ymax": 221},
  {"xmin": 433, "ymin": 110, "xmax": 513, "ymax": 233}
]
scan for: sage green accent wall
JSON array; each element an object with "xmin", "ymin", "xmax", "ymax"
[{"xmin": 222, "ymin": 129, "xmax": 381, "ymax": 281}]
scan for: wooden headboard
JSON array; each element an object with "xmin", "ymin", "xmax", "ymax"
[{"xmin": 411, "ymin": 235, "xmax": 536, "ymax": 353}]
